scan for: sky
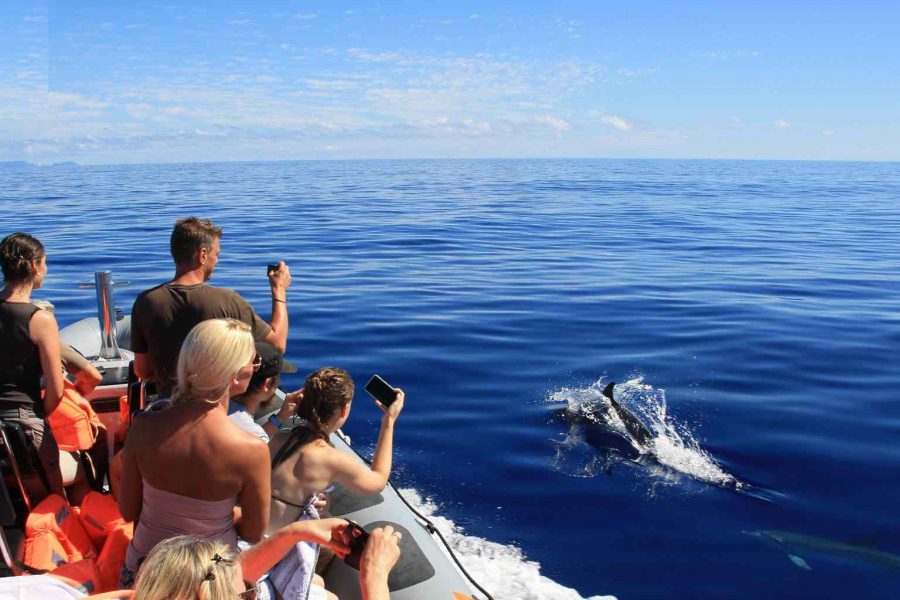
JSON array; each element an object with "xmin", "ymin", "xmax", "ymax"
[{"xmin": 1, "ymin": 0, "xmax": 898, "ymax": 164}]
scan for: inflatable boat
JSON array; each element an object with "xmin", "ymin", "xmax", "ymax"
[{"xmin": 5, "ymin": 271, "xmax": 491, "ymax": 599}]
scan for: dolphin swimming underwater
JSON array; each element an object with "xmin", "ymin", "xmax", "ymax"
[
  {"xmin": 601, "ymin": 382, "xmax": 655, "ymax": 448},
  {"xmin": 747, "ymin": 529, "xmax": 900, "ymax": 572}
]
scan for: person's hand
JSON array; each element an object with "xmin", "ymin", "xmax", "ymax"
[
  {"xmin": 291, "ymin": 518, "xmax": 350, "ymax": 557},
  {"xmin": 269, "ymin": 261, "xmax": 292, "ymax": 294},
  {"xmin": 277, "ymin": 389, "xmax": 302, "ymax": 421},
  {"xmin": 313, "ymin": 491, "xmax": 327, "ymax": 513},
  {"xmin": 377, "ymin": 388, "xmax": 404, "ymax": 424},
  {"xmin": 360, "ymin": 526, "xmax": 402, "ymax": 592}
]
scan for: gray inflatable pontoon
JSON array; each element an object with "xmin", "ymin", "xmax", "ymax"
[{"xmin": 59, "ymin": 271, "xmax": 490, "ymax": 600}]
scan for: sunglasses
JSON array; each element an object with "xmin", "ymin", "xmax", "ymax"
[{"xmin": 251, "ymin": 353, "xmax": 262, "ymax": 372}]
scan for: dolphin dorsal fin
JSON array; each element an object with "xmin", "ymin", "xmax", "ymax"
[{"xmin": 602, "ymin": 382, "xmax": 616, "ymax": 401}]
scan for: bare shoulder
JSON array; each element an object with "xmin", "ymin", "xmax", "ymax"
[
  {"xmin": 28, "ymin": 308, "xmax": 58, "ymax": 336},
  {"xmin": 230, "ymin": 427, "xmax": 269, "ymax": 466}
]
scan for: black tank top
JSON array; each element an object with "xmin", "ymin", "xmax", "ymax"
[{"xmin": 0, "ymin": 301, "xmax": 44, "ymax": 417}]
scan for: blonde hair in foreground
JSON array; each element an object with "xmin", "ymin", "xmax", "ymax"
[
  {"xmin": 173, "ymin": 318, "xmax": 255, "ymax": 404},
  {"xmin": 134, "ymin": 535, "xmax": 238, "ymax": 600}
]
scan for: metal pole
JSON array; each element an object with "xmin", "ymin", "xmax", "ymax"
[{"xmin": 94, "ymin": 271, "xmax": 122, "ymax": 359}]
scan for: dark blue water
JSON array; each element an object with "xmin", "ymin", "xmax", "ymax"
[{"xmin": 2, "ymin": 159, "xmax": 899, "ymax": 599}]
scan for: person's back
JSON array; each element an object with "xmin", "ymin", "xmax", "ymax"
[
  {"xmin": 0, "ymin": 232, "xmax": 66, "ymax": 500},
  {"xmin": 133, "ymin": 283, "xmax": 268, "ymax": 396},
  {"xmin": 118, "ymin": 319, "xmax": 270, "ymax": 585},
  {"xmin": 267, "ymin": 368, "xmax": 404, "ymax": 533},
  {"xmin": 0, "ymin": 299, "xmax": 42, "ymax": 411},
  {"xmin": 131, "ymin": 217, "xmax": 290, "ymax": 396}
]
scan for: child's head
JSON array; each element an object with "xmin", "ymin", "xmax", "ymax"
[{"xmin": 296, "ymin": 367, "xmax": 354, "ymax": 436}]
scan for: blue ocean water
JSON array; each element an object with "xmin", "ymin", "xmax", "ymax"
[{"xmin": 2, "ymin": 158, "xmax": 899, "ymax": 598}]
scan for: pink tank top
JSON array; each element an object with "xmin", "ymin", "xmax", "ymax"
[{"xmin": 125, "ymin": 480, "xmax": 238, "ymax": 571}]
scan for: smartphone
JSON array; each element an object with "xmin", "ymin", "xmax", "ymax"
[
  {"xmin": 267, "ymin": 263, "xmax": 279, "ymax": 275},
  {"xmin": 365, "ymin": 375, "xmax": 397, "ymax": 407},
  {"xmin": 343, "ymin": 520, "xmax": 370, "ymax": 570}
]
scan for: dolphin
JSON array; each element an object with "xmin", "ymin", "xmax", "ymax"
[
  {"xmin": 601, "ymin": 382, "xmax": 655, "ymax": 448},
  {"xmin": 746, "ymin": 529, "xmax": 900, "ymax": 572}
]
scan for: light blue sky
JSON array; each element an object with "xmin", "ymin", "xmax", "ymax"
[{"xmin": 1, "ymin": 1, "xmax": 898, "ymax": 164}]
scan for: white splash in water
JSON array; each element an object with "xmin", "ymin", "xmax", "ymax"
[
  {"xmin": 398, "ymin": 488, "xmax": 617, "ymax": 600},
  {"xmin": 548, "ymin": 377, "xmax": 741, "ymax": 490}
]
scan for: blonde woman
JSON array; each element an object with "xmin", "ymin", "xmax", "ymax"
[
  {"xmin": 133, "ymin": 523, "xmax": 399, "ymax": 600},
  {"xmin": 0, "ymin": 520, "xmax": 402, "ymax": 600},
  {"xmin": 118, "ymin": 318, "xmax": 271, "ymax": 587}
]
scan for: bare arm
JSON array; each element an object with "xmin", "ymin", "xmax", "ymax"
[
  {"xmin": 118, "ymin": 427, "xmax": 144, "ymax": 522},
  {"xmin": 262, "ymin": 389, "xmax": 300, "ymax": 440},
  {"xmin": 360, "ymin": 526, "xmax": 402, "ymax": 600},
  {"xmin": 265, "ymin": 261, "xmax": 291, "ymax": 352},
  {"xmin": 133, "ymin": 352, "xmax": 155, "ymax": 381},
  {"xmin": 30, "ymin": 310, "xmax": 64, "ymax": 415},
  {"xmin": 234, "ymin": 439, "xmax": 271, "ymax": 543},
  {"xmin": 332, "ymin": 389, "xmax": 405, "ymax": 495},
  {"xmin": 239, "ymin": 518, "xmax": 351, "ymax": 582}
]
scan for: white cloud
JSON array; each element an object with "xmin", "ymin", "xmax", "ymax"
[
  {"xmin": 601, "ymin": 115, "xmax": 631, "ymax": 131},
  {"xmin": 23, "ymin": 15, "xmax": 46, "ymax": 23},
  {"xmin": 470, "ymin": 14, "xmax": 481, "ymax": 20},
  {"xmin": 294, "ymin": 13, "xmax": 317, "ymax": 20},
  {"xmin": 49, "ymin": 92, "xmax": 111, "ymax": 109},
  {"xmin": 774, "ymin": 119, "xmax": 791, "ymax": 129},
  {"xmin": 730, "ymin": 116, "xmax": 743, "ymax": 126},
  {"xmin": 544, "ymin": 116, "xmax": 570, "ymax": 132},
  {"xmin": 821, "ymin": 130, "xmax": 835, "ymax": 136}
]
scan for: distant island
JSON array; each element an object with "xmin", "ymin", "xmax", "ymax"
[{"xmin": 0, "ymin": 160, "xmax": 80, "ymax": 168}]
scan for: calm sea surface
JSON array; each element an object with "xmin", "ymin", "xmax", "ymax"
[{"xmin": 2, "ymin": 159, "xmax": 899, "ymax": 599}]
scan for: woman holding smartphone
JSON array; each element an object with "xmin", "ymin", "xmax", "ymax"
[{"xmin": 266, "ymin": 367, "xmax": 404, "ymax": 600}]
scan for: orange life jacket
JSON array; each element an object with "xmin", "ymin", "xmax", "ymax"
[
  {"xmin": 48, "ymin": 558, "xmax": 102, "ymax": 595},
  {"xmin": 96, "ymin": 521, "xmax": 134, "ymax": 593},
  {"xmin": 46, "ymin": 381, "xmax": 100, "ymax": 452},
  {"xmin": 25, "ymin": 493, "xmax": 97, "ymax": 561},
  {"xmin": 22, "ymin": 529, "xmax": 70, "ymax": 571},
  {"xmin": 78, "ymin": 490, "xmax": 126, "ymax": 548}
]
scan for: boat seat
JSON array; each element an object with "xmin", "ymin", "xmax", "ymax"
[
  {"xmin": 327, "ymin": 482, "xmax": 385, "ymax": 516},
  {"xmin": 126, "ymin": 361, "xmax": 158, "ymax": 418},
  {"xmin": 323, "ymin": 521, "xmax": 435, "ymax": 595}
]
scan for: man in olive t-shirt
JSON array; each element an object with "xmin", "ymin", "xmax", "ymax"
[{"xmin": 131, "ymin": 217, "xmax": 291, "ymax": 397}]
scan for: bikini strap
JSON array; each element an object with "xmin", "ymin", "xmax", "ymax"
[{"xmin": 270, "ymin": 424, "xmax": 322, "ymax": 469}]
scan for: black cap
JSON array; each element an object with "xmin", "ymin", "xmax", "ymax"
[{"xmin": 253, "ymin": 341, "xmax": 298, "ymax": 383}]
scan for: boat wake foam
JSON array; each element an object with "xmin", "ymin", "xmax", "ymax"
[
  {"xmin": 547, "ymin": 377, "xmax": 743, "ymax": 492},
  {"xmin": 398, "ymin": 488, "xmax": 617, "ymax": 600}
]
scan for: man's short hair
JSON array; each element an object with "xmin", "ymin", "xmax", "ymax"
[{"xmin": 170, "ymin": 217, "xmax": 222, "ymax": 265}]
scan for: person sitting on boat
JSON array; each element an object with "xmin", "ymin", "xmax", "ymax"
[
  {"xmin": 130, "ymin": 216, "xmax": 291, "ymax": 398},
  {"xmin": 228, "ymin": 341, "xmax": 300, "ymax": 443},
  {"xmin": 0, "ymin": 232, "xmax": 67, "ymax": 501},
  {"xmin": 0, "ymin": 520, "xmax": 402, "ymax": 600},
  {"xmin": 265, "ymin": 367, "xmax": 404, "ymax": 600},
  {"xmin": 117, "ymin": 318, "xmax": 271, "ymax": 588}
]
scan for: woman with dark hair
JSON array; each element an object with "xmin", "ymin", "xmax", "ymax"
[
  {"xmin": 266, "ymin": 367, "xmax": 405, "ymax": 600},
  {"xmin": 0, "ymin": 232, "xmax": 66, "ymax": 500}
]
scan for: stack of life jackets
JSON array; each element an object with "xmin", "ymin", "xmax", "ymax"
[{"xmin": 21, "ymin": 491, "xmax": 132, "ymax": 594}]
